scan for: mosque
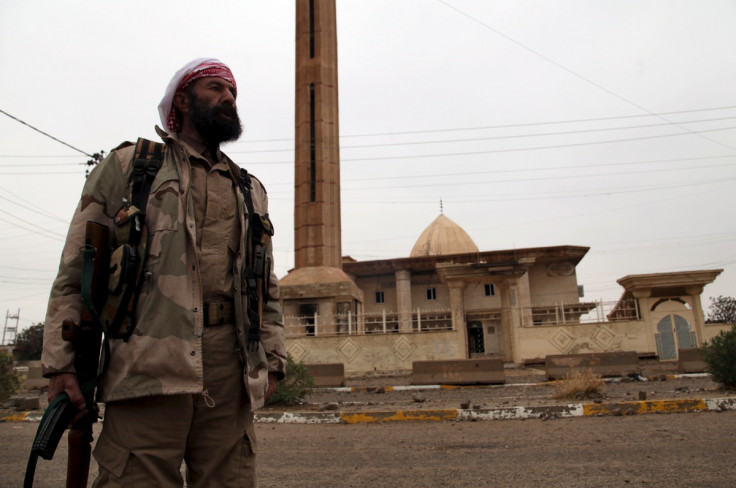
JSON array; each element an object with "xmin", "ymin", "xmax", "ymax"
[{"xmin": 278, "ymin": 0, "xmax": 726, "ymax": 377}]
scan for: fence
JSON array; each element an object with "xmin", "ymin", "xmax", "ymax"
[
  {"xmin": 284, "ymin": 308, "xmax": 454, "ymax": 338},
  {"xmin": 283, "ymin": 300, "xmax": 640, "ymax": 338}
]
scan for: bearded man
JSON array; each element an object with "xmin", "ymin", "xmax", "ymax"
[{"xmin": 41, "ymin": 58, "xmax": 286, "ymax": 487}]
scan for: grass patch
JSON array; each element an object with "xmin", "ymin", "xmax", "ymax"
[{"xmin": 553, "ymin": 370, "xmax": 604, "ymax": 400}]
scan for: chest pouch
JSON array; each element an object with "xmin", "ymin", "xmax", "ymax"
[{"xmin": 239, "ymin": 169, "xmax": 276, "ymax": 351}]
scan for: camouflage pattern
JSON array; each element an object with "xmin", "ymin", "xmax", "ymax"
[{"xmin": 41, "ymin": 127, "xmax": 286, "ymax": 410}]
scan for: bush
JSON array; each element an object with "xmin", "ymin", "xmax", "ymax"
[
  {"xmin": 0, "ymin": 350, "xmax": 22, "ymax": 402},
  {"xmin": 266, "ymin": 354, "xmax": 315, "ymax": 406},
  {"xmin": 14, "ymin": 323, "xmax": 44, "ymax": 361},
  {"xmin": 553, "ymin": 370, "xmax": 604, "ymax": 400},
  {"xmin": 701, "ymin": 324, "xmax": 736, "ymax": 389}
]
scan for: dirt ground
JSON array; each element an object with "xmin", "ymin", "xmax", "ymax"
[
  {"xmin": 3, "ymin": 369, "xmax": 735, "ymax": 487},
  {"xmin": 260, "ymin": 367, "xmax": 732, "ymax": 415},
  {"xmin": 3, "ymin": 411, "xmax": 735, "ymax": 487}
]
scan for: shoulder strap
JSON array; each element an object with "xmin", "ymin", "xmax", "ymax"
[
  {"xmin": 111, "ymin": 138, "xmax": 164, "ymax": 341},
  {"xmin": 130, "ymin": 138, "xmax": 165, "ymax": 212}
]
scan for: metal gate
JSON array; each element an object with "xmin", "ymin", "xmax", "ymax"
[
  {"xmin": 467, "ymin": 321, "xmax": 485, "ymax": 356},
  {"xmin": 655, "ymin": 314, "xmax": 696, "ymax": 360}
]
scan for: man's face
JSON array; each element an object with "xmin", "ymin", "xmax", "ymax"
[{"xmin": 186, "ymin": 77, "xmax": 242, "ymax": 145}]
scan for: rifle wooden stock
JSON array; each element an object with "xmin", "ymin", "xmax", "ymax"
[
  {"xmin": 66, "ymin": 426, "xmax": 92, "ymax": 488},
  {"xmin": 25, "ymin": 221, "xmax": 110, "ymax": 487},
  {"xmin": 65, "ymin": 220, "xmax": 109, "ymax": 488}
]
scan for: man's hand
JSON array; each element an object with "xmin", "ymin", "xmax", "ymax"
[
  {"xmin": 265, "ymin": 372, "xmax": 278, "ymax": 400},
  {"xmin": 48, "ymin": 373, "xmax": 87, "ymax": 424}
]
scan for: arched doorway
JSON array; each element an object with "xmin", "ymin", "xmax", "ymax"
[{"xmin": 655, "ymin": 314, "xmax": 697, "ymax": 360}]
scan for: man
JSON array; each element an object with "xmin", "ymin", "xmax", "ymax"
[{"xmin": 41, "ymin": 58, "xmax": 286, "ymax": 487}]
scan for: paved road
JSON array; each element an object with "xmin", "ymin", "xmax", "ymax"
[{"xmin": 4, "ymin": 410, "xmax": 735, "ymax": 487}]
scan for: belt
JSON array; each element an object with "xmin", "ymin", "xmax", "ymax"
[{"xmin": 203, "ymin": 301, "xmax": 234, "ymax": 327}]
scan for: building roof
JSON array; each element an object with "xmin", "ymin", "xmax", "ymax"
[
  {"xmin": 409, "ymin": 214, "xmax": 479, "ymax": 257},
  {"xmin": 343, "ymin": 245, "xmax": 590, "ymax": 276}
]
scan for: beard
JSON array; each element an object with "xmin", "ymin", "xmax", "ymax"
[{"xmin": 188, "ymin": 95, "xmax": 243, "ymax": 145}]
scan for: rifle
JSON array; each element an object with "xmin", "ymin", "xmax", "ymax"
[{"xmin": 25, "ymin": 221, "xmax": 109, "ymax": 488}]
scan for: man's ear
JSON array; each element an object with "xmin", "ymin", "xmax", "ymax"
[{"xmin": 173, "ymin": 91, "xmax": 190, "ymax": 115}]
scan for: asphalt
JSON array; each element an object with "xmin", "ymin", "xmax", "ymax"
[{"xmin": 5, "ymin": 373, "xmax": 734, "ymax": 425}]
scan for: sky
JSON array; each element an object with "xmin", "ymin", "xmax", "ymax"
[{"xmin": 1, "ymin": 0, "xmax": 735, "ymax": 339}]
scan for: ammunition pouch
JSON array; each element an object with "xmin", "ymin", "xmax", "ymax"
[{"xmin": 239, "ymin": 169, "xmax": 275, "ymax": 350}]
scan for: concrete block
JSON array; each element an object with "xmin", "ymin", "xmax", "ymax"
[
  {"xmin": 677, "ymin": 348, "xmax": 708, "ymax": 373},
  {"xmin": 412, "ymin": 358, "xmax": 505, "ymax": 385},
  {"xmin": 306, "ymin": 363, "xmax": 345, "ymax": 387},
  {"xmin": 10, "ymin": 395, "xmax": 40, "ymax": 410},
  {"xmin": 545, "ymin": 351, "xmax": 640, "ymax": 380}
]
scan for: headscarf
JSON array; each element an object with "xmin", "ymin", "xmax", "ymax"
[{"xmin": 158, "ymin": 58, "xmax": 237, "ymax": 133}]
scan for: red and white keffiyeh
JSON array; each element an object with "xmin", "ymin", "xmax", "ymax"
[{"xmin": 158, "ymin": 58, "xmax": 237, "ymax": 133}]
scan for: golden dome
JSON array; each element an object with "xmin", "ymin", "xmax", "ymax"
[{"xmin": 410, "ymin": 214, "xmax": 479, "ymax": 257}]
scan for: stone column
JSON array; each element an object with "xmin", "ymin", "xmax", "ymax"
[
  {"xmin": 447, "ymin": 280, "xmax": 468, "ymax": 358},
  {"xmin": 685, "ymin": 285, "xmax": 706, "ymax": 345},
  {"xmin": 499, "ymin": 278, "xmax": 518, "ymax": 362},
  {"xmin": 395, "ymin": 269, "xmax": 413, "ymax": 332},
  {"xmin": 517, "ymin": 272, "xmax": 533, "ymax": 328}
]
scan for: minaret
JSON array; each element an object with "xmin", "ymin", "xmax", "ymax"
[
  {"xmin": 280, "ymin": 0, "xmax": 363, "ymax": 327},
  {"xmin": 293, "ymin": 0, "xmax": 342, "ymax": 269}
]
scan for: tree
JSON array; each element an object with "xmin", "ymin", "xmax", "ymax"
[
  {"xmin": 701, "ymin": 324, "xmax": 736, "ymax": 389},
  {"xmin": 706, "ymin": 296, "xmax": 736, "ymax": 324},
  {"xmin": 14, "ymin": 323, "xmax": 44, "ymax": 361},
  {"xmin": 0, "ymin": 350, "xmax": 21, "ymax": 401}
]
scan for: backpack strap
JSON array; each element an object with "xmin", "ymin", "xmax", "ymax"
[
  {"xmin": 108, "ymin": 138, "xmax": 164, "ymax": 341},
  {"xmin": 130, "ymin": 138, "xmax": 165, "ymax": 213}
]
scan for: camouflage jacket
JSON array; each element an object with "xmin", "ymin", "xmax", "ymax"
[{"xmin": 41, "ymin": 127, "xmax": 286, "ymax": 410}]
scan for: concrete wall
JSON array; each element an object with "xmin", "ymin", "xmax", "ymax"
[
  {"xmin": 527, "ymin": 262, "xmax": 580, "ymax": 304},
  {"xmin": 287, "ymin": 330, "xmax": 463, "ymax": 377},
  {"xmin": 515, "ymin": 321, "xmax": 655, "ymax": 361},
  {"xmin": 286, "ymin": 319, "xmax": 734, "ymax": 377},
  {"xmin": 463, "ymin": 282, "xmax": 502, "ymax": 310},
  {"xmin": 701, "ymin": 322, "xmax": 733, "ymax": 343}
]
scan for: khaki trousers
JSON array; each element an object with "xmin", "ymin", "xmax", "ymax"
[{"xmin": 92, "ymin": 324, "xmax": 256, "ymax": 487}]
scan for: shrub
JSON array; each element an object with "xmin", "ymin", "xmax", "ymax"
[
  {"xmin": 553, "ymin": 370, "xmax": 604, "ymax": 400},
  {"xmin": 14, "ymin": 323, "xmax": 44, "ymax": 361},
  {"xmin": 701, "ymin": 324, "xmax": 736, "ymax": 389},
  {"xmin": 0, "ymin": 350, "xmax": 22, "ymax": 402},
  {"xmin": 266, "ymin": 354, "xmax": 315, "ymax": 406}
]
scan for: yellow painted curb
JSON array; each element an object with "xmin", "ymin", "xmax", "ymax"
[
  {"xmin": 583, "ymin": 399, "xmax": 707, "ymax": 416},
  {"xmin": 1, "ymin": 411, "xmax": 29, "ymax": 422},
  {"xmin": 340, "ymin": 409, "xmax": 458, "ymax": 424}
]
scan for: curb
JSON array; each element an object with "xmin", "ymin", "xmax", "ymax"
[
  {"xmin": 5, "ymin": 397, "xmax": 735, "ymax": 424},
  {"xmin": 3, "ymin": 374, "xmax": 729, "ymax": 425},
  {"xmin": 254, "ymin": 397, "xmax": 736, "ymax": 424}
]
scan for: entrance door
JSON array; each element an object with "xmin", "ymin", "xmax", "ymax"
[
  {"xmin": 467, "ymin": 321, "xmax": 485, "ymax": 357},
  {"xmin": 656, "ymin": 314, "xmax": 696, "ymax": 360}
]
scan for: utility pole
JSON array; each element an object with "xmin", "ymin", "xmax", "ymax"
[{"xmin": 2, "ymin": 308, "xmax": 20, "ymax": 346}]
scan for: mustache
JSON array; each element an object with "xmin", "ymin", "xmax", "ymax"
[{"xmin": 214, "ymin": 104, "xmax": 238, "ymax": 118}]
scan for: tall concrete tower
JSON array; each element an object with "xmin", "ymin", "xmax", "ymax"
[
  {"xmin": 293, "ymin": 0, "xmax": 341, "ymax": 269},
  {"xmin": 280, "ymin": 0, "xmax": 363, "ymax": 327}
]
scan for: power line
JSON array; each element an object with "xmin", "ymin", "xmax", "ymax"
[
  {"xmin": 340, "ymin": 155, "xmax": 736, "ymax": 184},
  {"xmin": 235, "ymin": 125, "xmax": 736, "ymax": 166},
  {"xmin": 226, "ymin": 104, "xmax": 736, "ymax": 145},
  {"xmin": 227, "ymin": 115, "xmax": 736, "ymax": 154},
  {"xmin": 0, "ymin": 108, "xmax": 93, "ymax": 157},
  {"xmin": 435, "ymin": 0, "xmax": 736, "ymax": 153}
]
